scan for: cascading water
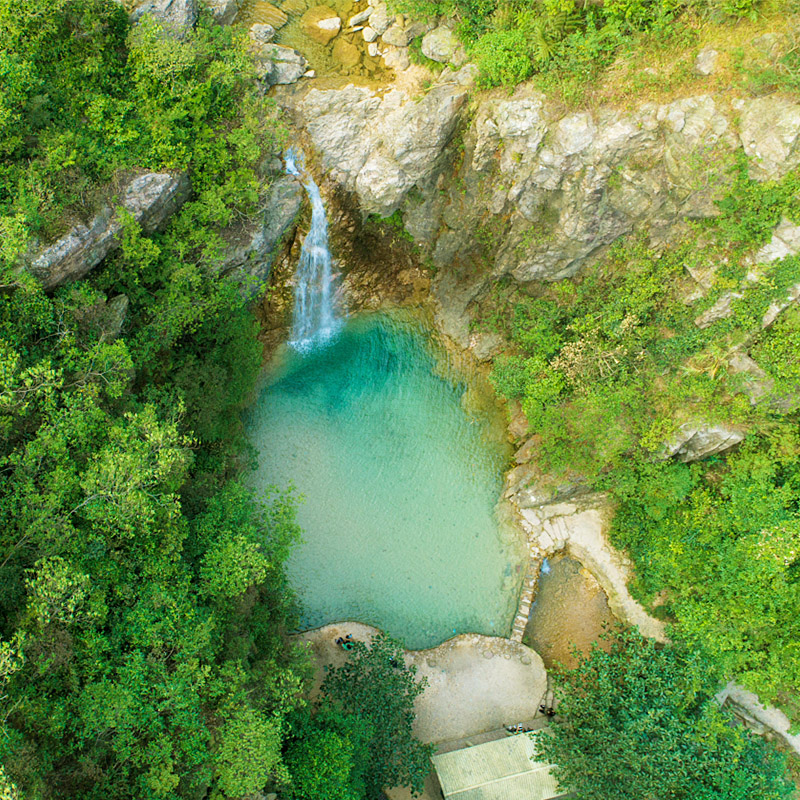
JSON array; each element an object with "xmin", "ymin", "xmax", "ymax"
[{"xmin": 285, "ymin": 148, "xmax": 342, "ymax": 351}]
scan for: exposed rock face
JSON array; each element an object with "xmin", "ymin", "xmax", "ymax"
[
  {"xmin": 218, "ymin": 176, "xmax": 304, "ymax": 291},
  {"xmin": 283, "ymin": 69, "xmax": 472, "ymax": 217},
  {"xmin": 253, "ymin": 43, "xmax": 309, "ymax": 86},
  {"xmin": 421, "ymin": 25, "xmax": 466, "ymax": 65},
  {"xmin": 130, "ymin": 0, "xmax": 197, "ymax": 33},
  {"xmin": 30, "ymin": 173, "xmax": 190, "ymax": 290},
  {"xmin": 282, "ymin": 79, "xmax": 800, "ymax": 344},
  {"xmin": 738, "ymin": 96, "xmax": 800, "ymax": 181},
  {"xmin": 662, "ymin": 422, "xmax": 745, "ymax": 462},
  {"xmin": 201, "ymin": 0, "xmax": 238, "ymax": 24}
]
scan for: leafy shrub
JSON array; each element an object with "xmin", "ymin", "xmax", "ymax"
[{"xmin": 473, "ymin": 28, "xmax": 536, "ymax": 87}]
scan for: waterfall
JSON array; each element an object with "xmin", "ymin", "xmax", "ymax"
[{"xmin": 285, "ymin": 148, "xmax": 342, "ymax": 352}]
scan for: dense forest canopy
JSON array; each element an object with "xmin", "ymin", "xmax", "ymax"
[{"xmin": 2, "ymin": 0, "xmax": 799, "ymax": 797}]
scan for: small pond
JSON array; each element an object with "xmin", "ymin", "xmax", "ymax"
[
  {"xmin": 524, "ymin": 554, "xmax": 617, "ymax": 670},
  {"xmin": 245, "ymin": 312, "xmax": 528, "ymax": 649}
]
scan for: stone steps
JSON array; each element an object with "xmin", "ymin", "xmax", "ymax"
[{"xmin": 509, "ymin": 552, "xmax": 543, "ymax": 643}]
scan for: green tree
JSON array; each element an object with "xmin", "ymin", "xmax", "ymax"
[
  {"xmin": 321, "ymin": 633, "xmax": 434, "ymax": 799},
  {"xmin": 284, "ymin": 704, "xmax": 370, "ymax": 800},
  {"xmin": 537, "ymin": 629, "xmax": 793, "ymax": 800}
]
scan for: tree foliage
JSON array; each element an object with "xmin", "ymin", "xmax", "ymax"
[
  {"xmin": 0, "ymin": 3, "xmax": 306, "ymax": 798},
  {"xmin": 538, "ymin": 629, "xmax": 794, "ymax": 800},
  {"xmin": 321, "ymin": 634, "xmax": 434, "ymax": 799}
]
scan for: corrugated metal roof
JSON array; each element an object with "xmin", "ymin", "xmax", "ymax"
[{"xmin": 432, "ymin": 733, "xmax": 563, "ymax": 800}]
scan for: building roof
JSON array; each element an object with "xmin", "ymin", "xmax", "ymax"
[{"xmin": 431, "ymin": 732, "xmax": 564, "ymax": 800}]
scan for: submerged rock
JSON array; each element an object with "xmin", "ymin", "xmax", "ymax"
[
  {"xmin": 255, "ymin": 1, "xmax": 289, "ymax": 27},
  {"xmin": 301, "ymin": 5, "xmax": 341, "ymax": 44},
  {"xmin": 332, "ymin": 38, "xmax": 361, "ymax": 68},
  {"xmin": 30, "ymin": 173, "xmax": 190, "ymax": 290}
]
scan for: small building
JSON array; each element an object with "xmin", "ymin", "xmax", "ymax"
[{"xmin": 431, "ymin": 732, "xmax": 566, "ymax": 800}]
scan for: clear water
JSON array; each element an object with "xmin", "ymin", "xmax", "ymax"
[
  {"xmin": 245, "ymin": 312, "xmax": 527, "ymax": 649},
  {"xmin": 285, "ymin": 148, "xmax": 343, "ymax": 350}
]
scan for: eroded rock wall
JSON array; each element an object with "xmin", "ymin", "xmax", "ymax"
[{"xmin": 281, "ymin": 74, "xmax": 800, "ymax": 345}]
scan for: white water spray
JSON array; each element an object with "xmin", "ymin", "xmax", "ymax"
[{"xmin": 285, "ymin": 148, "xmax": 342, "ymax": 352}]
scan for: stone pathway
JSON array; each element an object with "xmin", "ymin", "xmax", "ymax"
[
  {"xmin": 510, "ymin": 553, "xmax": 542, "ymax": 643},
  {"xmin": 293, "ymin": 623, "xmax": 548, "ymax": 743}
]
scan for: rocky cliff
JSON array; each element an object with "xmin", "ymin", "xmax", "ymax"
[{"xmin": 277, "ymin": 72, "xmax": 800, "ymax": 349}]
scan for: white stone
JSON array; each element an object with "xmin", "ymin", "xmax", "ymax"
[
  {"xmin": 368, "ymin": 1, "xmax": 390, "ymax": 34},
  {"xmin": 367, "ymin": 41, "xmax": 379, "ymax": 57},
  {"xmin": 317, "ymin": 16, "xmax": 341, "ymax": 31},
  {"xmin": 349, "ymin": 6, "xmax": 372, "ymax": 26},
  {"xmin": 694, "ymin": 47, "xmax": 719, "ymax": 75},
  {"xmin": 362, "ymin": 25, "xmax": 378, "ymax": 42}
]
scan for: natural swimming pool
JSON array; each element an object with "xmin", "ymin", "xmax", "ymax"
[{"xmin": 245, "ymin": 312, "xmax": 527, "ymax": 649}]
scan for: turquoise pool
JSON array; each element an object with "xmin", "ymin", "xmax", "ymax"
[{"xmin": 245, "ymin": 313, "xmax": 527, "ymax": 649}]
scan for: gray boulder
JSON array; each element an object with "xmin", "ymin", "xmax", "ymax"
[
  {"xmin": 368, "ymin": 2, "xmax": 391, "ymax": 34},
  {"xmin": 250, "ymin": 23, "xmax": 276, "ymax": 43},
  {"xmin": 662, "ymin": 423, "xmax": 745, "ymax": 462},
  {"xmin": 202, "ymin": 0, "xmax": 239, "ymax": 24},
  {"xmin": 30, "ymin": 173, "xmax": 190, "ymax": 290},
  {"xmin": 739, "ymin": 97, "xmax": 800, "ymax": 181},
  {"xmin": 254, "ymin": 43, "xmax": 309, "ymax": 86},
  {"xmin": 219, "ymin": 176, "xmax": 304, "ymax": 291},
  {"xmin": 421, "ymin": 25, "xmax": 466, "ymax": 65},
  {"xmin": 694, "ymin": 47, "xmax": 718, "ymax": 76},
  {"xmin": 130, "ymin": 0, "xmax": 197, "ymax": 34}
]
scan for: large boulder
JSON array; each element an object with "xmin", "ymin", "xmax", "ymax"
[
  {"xmin": 30, "ymin": 173, "xmax": 190, "ymax": 290},
  {"xmin": 218, "ymin": 176, "xmax": 304, "ymax": 290},
  {"xmin": 662, "ymin": 423, "xmax": 746, "ymax": 462},
  {"xmin": 253, "ymin": 43, "xmax": 309, "ymax": 86},
  {"xmin": 301, "ymin": 6, "xmax": 341, "ymax": 44},
  {"xmin": 421, "ymin": 25, "xmax": 466, "ymax": 65},
  {"xmin": 130, "ymin": 0, "xmax": 197, "ymax": 34},
  {"xmin": 290, "ymin": 70, "xmax": 471, "ymax": 216}
]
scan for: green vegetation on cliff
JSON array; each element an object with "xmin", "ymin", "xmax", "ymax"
[
  {"xmin": 480, "ymin": 152, "xmax": 800, "ymax": 720},
  {"xmin": 393, "ymin": 0, "xmax": 768, "ymax": 92}
]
